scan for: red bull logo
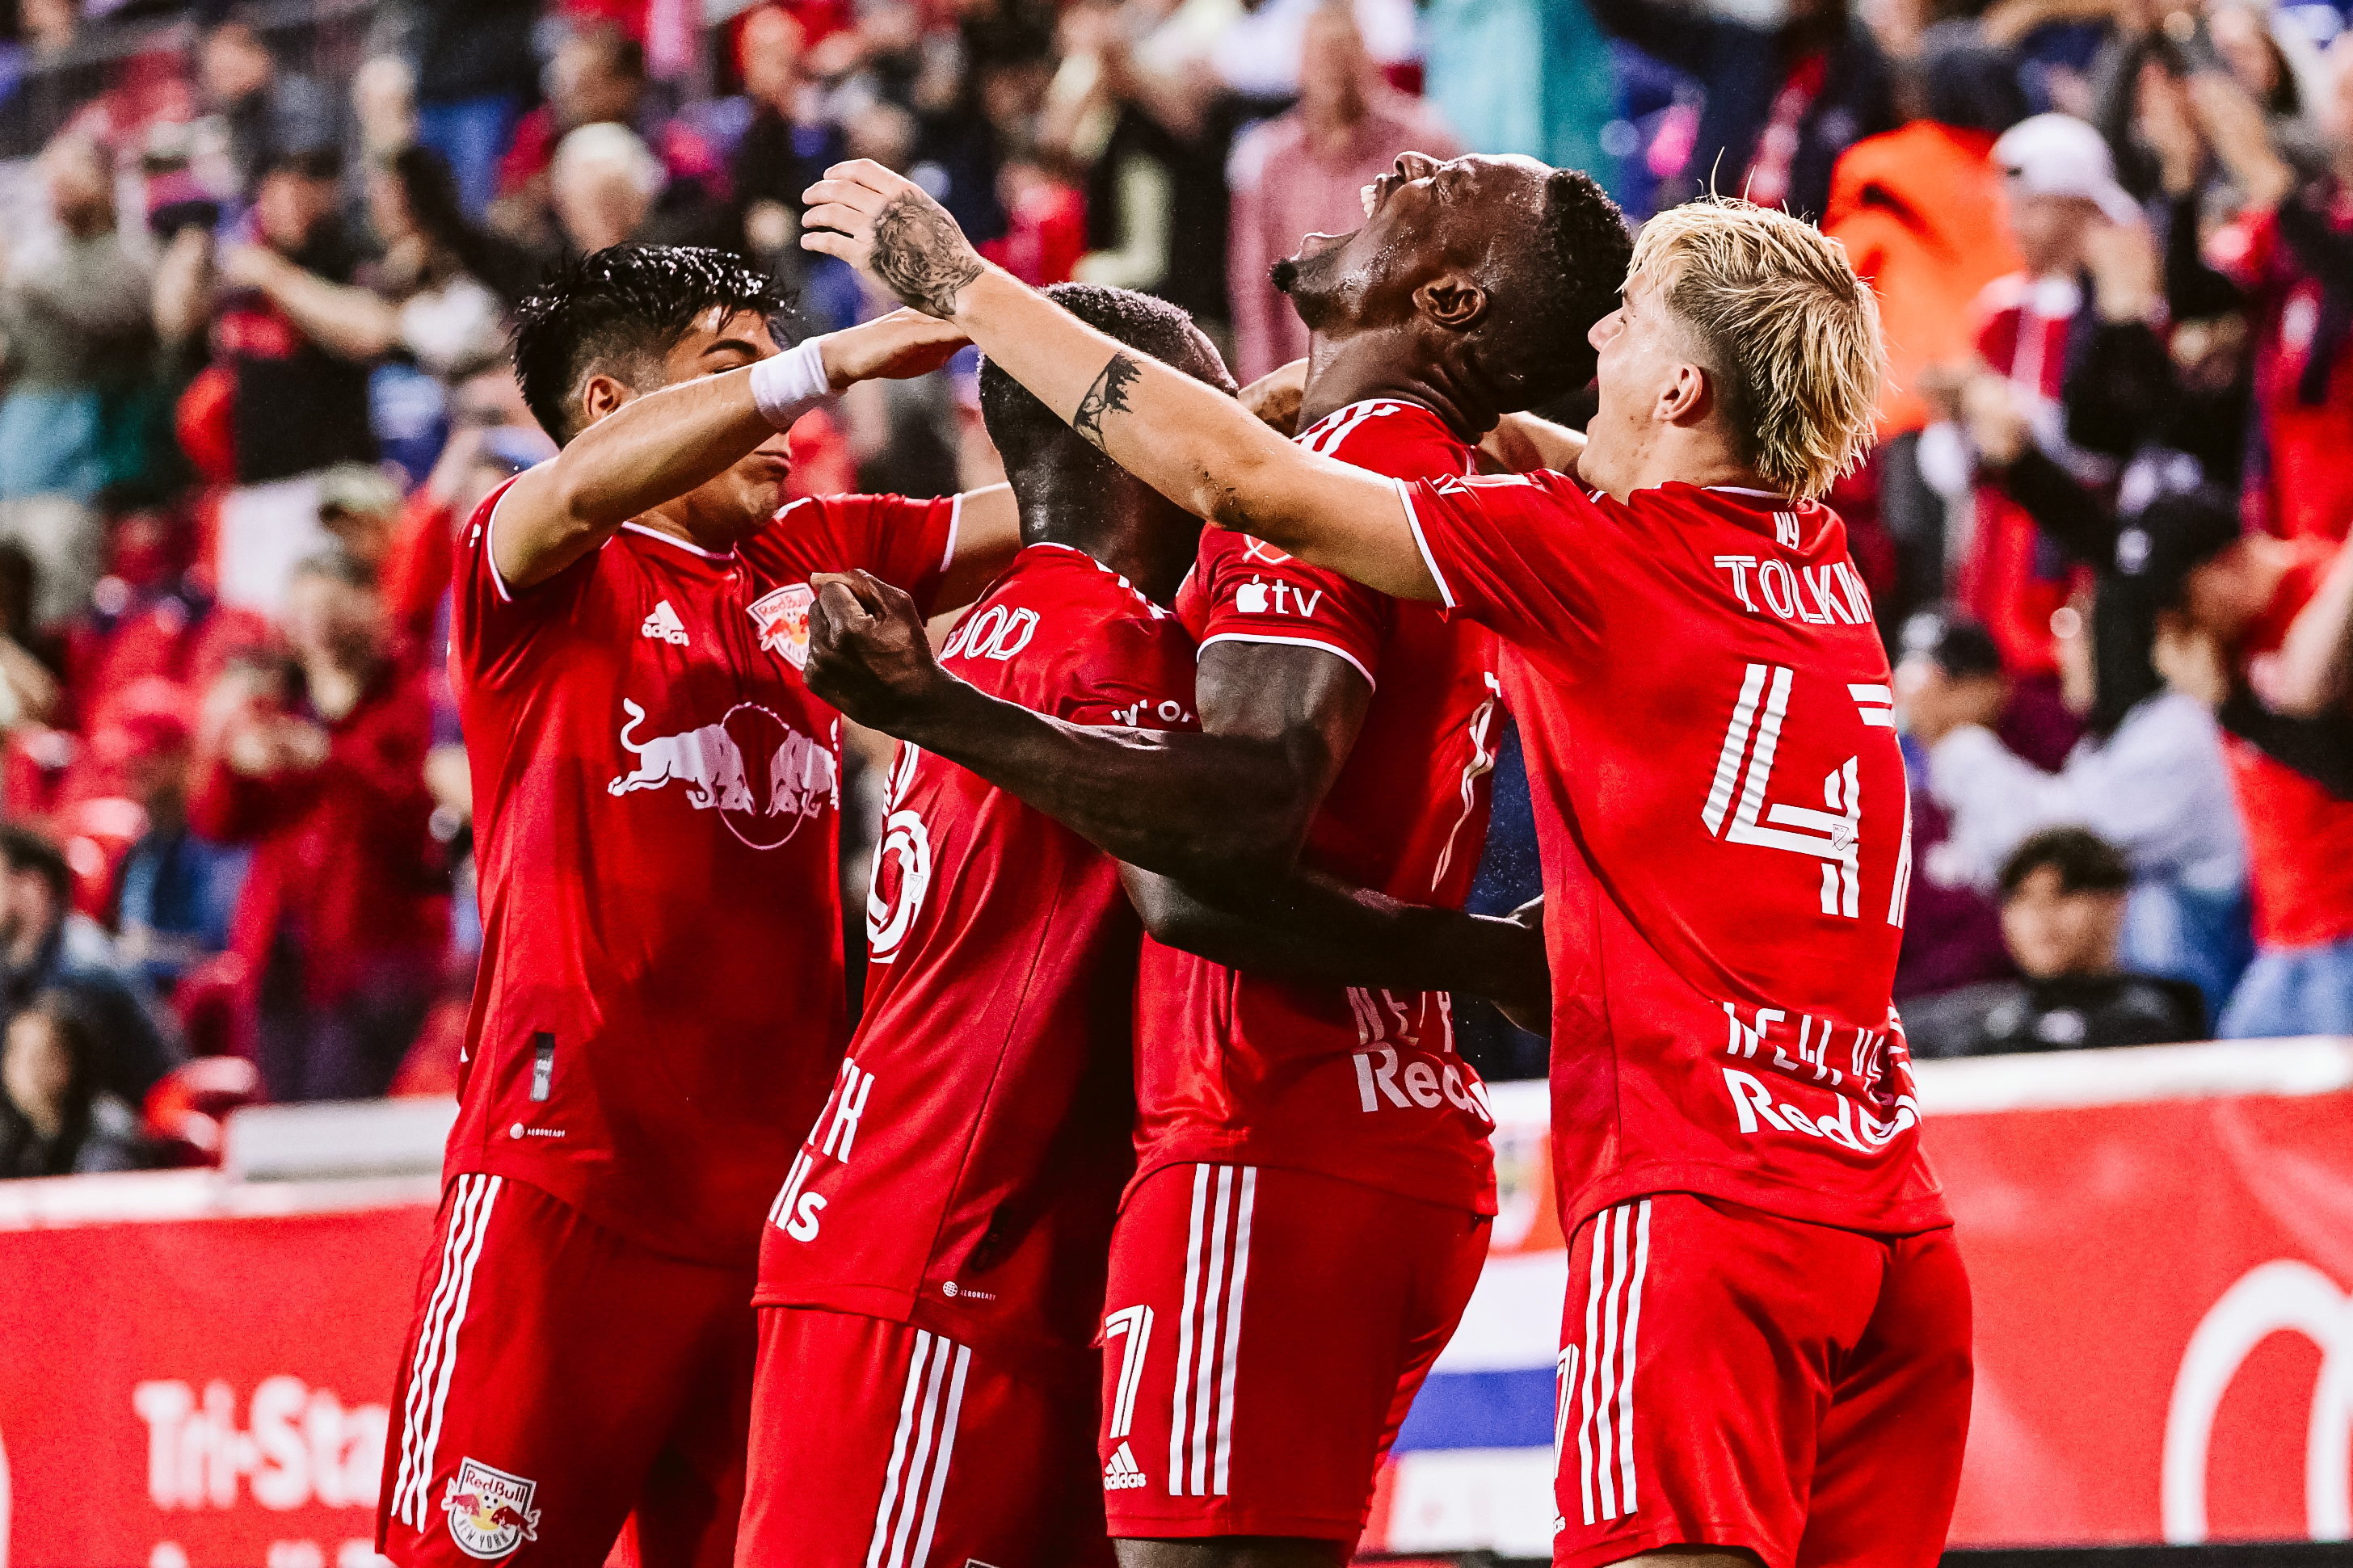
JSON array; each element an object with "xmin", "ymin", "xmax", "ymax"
[
  {"xmin": 606, "ymin": 699, "xmax": 839, "ymax": 851},
  {"xmin": 443, "ymin": 1458, "xmax": 540, "ymax": 1559},
  {"xmin": 747, "ymin": 583, "xmax": 815, "ymax": 670}
]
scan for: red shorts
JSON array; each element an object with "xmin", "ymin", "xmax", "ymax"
[
  {"xmin": 735, "ymin": 1306, "xmax": 1113, "ymax": 1568},
  {"xmin": 377, "ymin": 1174, "xmax": 757, "ymax": 1568},
  {"xmin": 1097, "ymin": 1162, "xmax": 1488, "ymax": 1542},
  {"xmin": 1551, "ymin": 1194, "xmax": 1972, "ymax": 1568}
]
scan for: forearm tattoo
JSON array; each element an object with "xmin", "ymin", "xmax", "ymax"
[
  {"xmin": 869, "ymin": 192, "xmax": 983, "ymax": 318},
  {"xmin": 1072, "ymin": 352, "xmax": 1142, "ymax": 452}
]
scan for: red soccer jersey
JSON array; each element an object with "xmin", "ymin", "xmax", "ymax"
[
  {"xmin": 1139, "ymin": 399, "xmax": 1501, "ymax": 1215},
  {"xmin": 1399, "ymin": 472, "xmax": 1950, "ymax": 1236},
  {"xmin": 755, "ymin": 542, "xmax": 1198, "ymax": 1368},
  {"xmin": 448, "ymin": 482, "xmax": 961, "ymax": 1265},
  {"xmin": 2225, "ymin": 537, "xmax": 2353, "ymax": 947}
]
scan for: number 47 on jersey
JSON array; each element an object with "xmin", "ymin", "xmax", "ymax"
[{"xmin": 1702, "ymin": 663, "xmax": 1912, "ymax": 927}]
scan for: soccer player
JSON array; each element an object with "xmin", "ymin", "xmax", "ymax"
[
  {"xmin": 735, "ymin": 282, "xmax": 1226, "ymax": 1568},
  {"xmin": 377, "ymin": 245, "xmax": 1020, "ymax": 1568},
  {"xmin": 792, "ymin": 154, "xmax": 1624, "ymax": 1562},
  {"xmin": 802, "ymin": 166, "xmax": 1973, "ymax": 1567}
]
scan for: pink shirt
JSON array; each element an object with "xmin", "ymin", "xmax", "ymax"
[{"xmin": 1225, "ymin": 93, "xmax": 1461, "ymax": 382}]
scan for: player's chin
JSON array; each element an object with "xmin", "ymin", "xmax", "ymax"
[{"xmin": 737, "ymin": 452, "xmax": 795, "ymax": 512}]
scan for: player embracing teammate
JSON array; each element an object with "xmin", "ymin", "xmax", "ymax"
[
  {"xmin": 798, "ymin": 152, "xmax": 1626, "ymax": 1562},
  {"xmin": 803, "ymin": 159, "xmax": 1974, "ymax": 1568},
  {"xmin": 376, "ymin": 247, "xmax": 1023, "ymax": 1568}
]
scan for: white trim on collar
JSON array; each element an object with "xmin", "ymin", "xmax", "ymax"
[{"xmin": 620, "ymin": 521, "xmax": 739, "ymax": 561}]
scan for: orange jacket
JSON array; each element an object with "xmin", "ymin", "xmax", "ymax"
[{"xmin": 1825, "ymin": 121, "xmax": 2023, "ymax": 435}]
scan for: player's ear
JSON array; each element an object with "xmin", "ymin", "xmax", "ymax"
[
  {"xmin": 1416, "ymin": 275, "xmax": 1488, "ymax": 330},
  {"xmin": 1658, "ymin": 360, "xmax": 1711, "ymax": 427},
  {"xmin": 577, "ymin": 372, "xmax": 637, "ymax": 430}
]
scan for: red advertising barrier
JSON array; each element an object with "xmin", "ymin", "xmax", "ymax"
[
  {"xmin": 0, "ymin": 1179, "xmax": 436, "ymax": 1568},
  {"xmin": 0, "ymin": 1039, "xmax": 2347, "ymax": 1566},
  {"xmin": 1930, "ymin": 1045, "xmax": 2353, "ymax": 1547}
]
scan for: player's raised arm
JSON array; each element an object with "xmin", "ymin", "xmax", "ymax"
[
  {"xmin": 801, "ymin": 161, "xmax": 1444, "ymax": 603},
  {"xmin": 495, "ymin": 306, "xmax": 967, "ymax": 589}
]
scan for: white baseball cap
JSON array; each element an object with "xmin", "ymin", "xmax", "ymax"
[{"xmin": 1992, "ymin": 112, "xmax": 2141, "ymax": 225}]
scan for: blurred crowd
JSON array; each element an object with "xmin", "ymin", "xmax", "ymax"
[{"xmin": 0, "ymin": 0, "xmax": 2346, "ymax": 1176}]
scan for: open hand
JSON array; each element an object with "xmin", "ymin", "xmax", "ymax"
[
  {"xmin": 822, "ymin": 307, "xmax": 971, "ymax": 387},
  {"xmin": 805, "ymin": 569, "xmax": 956, "ymax": 733},
  {"xmin": 803, "ymin": 160, "xmax": 987, "ymax": 320}
]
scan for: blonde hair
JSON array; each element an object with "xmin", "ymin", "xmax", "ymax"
[{"xmin": 1627, "ymin": 198, "xmax": 1885, "ymax": 500}]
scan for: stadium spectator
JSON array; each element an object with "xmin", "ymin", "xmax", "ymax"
[
  {"xmin": 1944, "ymin": 112, "xmax": 2155, "ymax": 768},
  {"xmin": 1588, "ymin": 0, "xmax": 1896, "ymax": 221},
  {"xmin": 1824, "ymin": 23, "xmax": 2027, "ymax": 624},
  {"xmin": 1043, "ymin": 0, "xmax": 1235, "ymax": 330},
  {"xmin": 730, "ymin": 6, "xmax": 850, "ymax": 266},
  {"xmin": 495, "ymin": 22, "xmax": 724, "ymax": 252},
  {"xmin": 196, "ymin": 14, "xmax": 339, "ymax": 199},
  {"xmin": 0, "ymin": 134, "xmax": 158, "ymax": 630},
  {"xmin": 406, "ymin": 0, "xmax": 542, "ymax": 216},
  {"xmin": 188, "ymin": 553, "xmax": 448, "ymax": 1102},
  {"xmin": 0, "ymin": 991, "xmax": 147, "ymax": 1178},
  {"xmin": 1892, "ymin": 614, "xmax": 2019, "ymax": 1001},
  {"xmin": 2136, "ymin": 490, "xmax": 2353, "ymax": 1037},
  {"xmin": 313, "ymin": 464, "xmax": 405, "ymax": 580},
  {"xmin": 160, "ymin": 148, "xmax": 377, "ymax": 618},
  {"xmin": 103, "ymin": 690, "xmax": 247, "ymax": 997},
  {"xmin": 549, "ymin": 123, "xmax": 668, "ymax": 256},
  {"xmin": 1902, "ymin": 588, "xmax": 2247, "ymax": 1011},
  {"xmin": 1906, "ymin": 826, "xmax": 2208, "ymax": 1057},
  {"xmin": 0, "ymin": 824, "xmax": 175, "ymax": 1108},
  {"xmin": 2149, "ymin": 57, "xmax": 2353, "ymax": 544},
  {"xmin": 1224, "ymin": 1, "xmax": 1459, "ymax": 382}
]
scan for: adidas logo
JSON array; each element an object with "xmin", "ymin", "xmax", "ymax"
[
  {"xmin": 1103, "ymin": 1441, "xmax": 1147, "ymax": 1491},
  {"xmin": 641, "ymin": 599, "xmax": 689, "ymax": 645}
]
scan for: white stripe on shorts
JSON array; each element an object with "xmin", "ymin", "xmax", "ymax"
[
  {"xmin": 1573, "ymin": 1199, "xmax": 1652, "ymax": 1525},
  {"xmin": 1167, "ymin": 1163, "xmax": 1256, "ymax": 1498},
  {"xmin": 865, "ymin": 1329, "xmax": 971, "ymax": 1568},
  {"xmin": 392, "ymin": 1173, "xmax": 501, "ymax": 1527}
]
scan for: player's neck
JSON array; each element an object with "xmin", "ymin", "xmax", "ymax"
[
  {"xmin": 1297, "ymin": 332, "xmax": 1492, "ymax": 443},
  {"xmin": 1017, "ymin": 484, "xmax": 1193, "ymax": 607},
  {"xmin": 1587, "ymin": 426, "xmax": 1775, "ymax": 503},
  {"xmin": 634, "ymin": 501, "xmax": 747, "ymax": 557}
]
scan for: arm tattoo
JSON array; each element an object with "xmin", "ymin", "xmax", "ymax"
[
  {"xmin": 870, "ymin": 192, "xmax": 983, "ymax": 318},
  {"xmin": 1072, "ymin": 353, "xmax": 1143, "ymax": 452}
]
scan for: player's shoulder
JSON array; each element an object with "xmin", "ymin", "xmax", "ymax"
[
  {"xmin": 749, "ymin": 490, "xmax": 951, "ymax": 573},
  {"xmin": 1296, "ymin": 398, "xmax": 1475, "ymax": 482}
]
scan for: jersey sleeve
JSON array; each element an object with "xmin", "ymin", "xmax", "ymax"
[
  {"xmin": 450, "ymin": 476, "xmax": 601, "ymax": 687},
  {"xmin": 759, "ymin": 493, "xmax": 960, "ymax": 616},
  {"xmin": 1062, "ymin": 615, "xmax": 1199, "ymax": 733},
  {"xmin": 1396, "ymin": 471, "xmax": 1606, "ymax": 661},
  {"xmin": 1190, "ymin": 530, "xmax": 1390, "ymax": 689}
]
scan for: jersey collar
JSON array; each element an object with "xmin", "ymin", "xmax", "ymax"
[{"xmin": 621, "ymin": 521, "xmax": 739, "ymax": 564}]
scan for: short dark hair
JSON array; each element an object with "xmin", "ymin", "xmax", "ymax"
[
  {"xmin": 979, "ymin": 283, "xmax": 1233, "ymax": 481},
  {"xmin": 2119, "ymin": 487, "xmax": 2241, "ymax": 612},
  {"xmin": 0, "ymin": 823, "xmax": 72, "ymax": 914},
  {"xmin": 511, "ymin": 246, "xmax": 795, "ymax": 443},
  {"xmin": 1998, "ymin": 826, "xmax": 2132, "ymax": 901},
  {"xmin": 1485, "ymin": 170, "xmax": 1634, "ymax": 409}
]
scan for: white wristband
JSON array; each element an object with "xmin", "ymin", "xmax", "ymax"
[{"xmin": 749, "ymin": 335, "xmax": 835, "ymax": 431}]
